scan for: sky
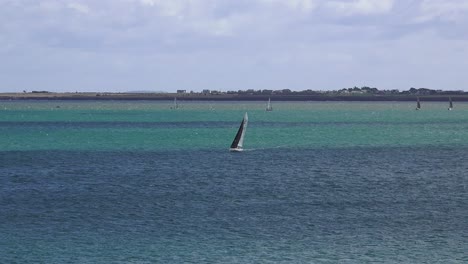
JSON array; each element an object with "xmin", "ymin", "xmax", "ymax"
[{"xmin": 1, "ymin": 0, "xmax": 468, "ymax": 92}]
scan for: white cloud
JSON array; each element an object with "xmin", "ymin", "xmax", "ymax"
[
  {"xmin": 39, "ymin": 1, "xmax": 63, "ymax": 12},
  {"xmin": 260, "ymin": 0, "xmax": 318, "ymax": 13},
  {"xmin": 139, "ymin": 0, "xmax": 187, "ymax": 17},
  {"xmin": 326, "ymin": 0, "xmax": 394, "ymax": 15},
  {"xmin": 2, "ymin": 0, "xmax": 468, "ymax": 92},
  {"xmin": 190, "ymin": 14, "xmax": 251, "ymax": 36},
  {"xmin": 415, "ymin": 0, "xmax": 468, "ymax": 23},
  {"xmin": 140, "ymin": 0, "xmax": 156, "ymax": 6},
  {"xmin": 137, "ymin": 0, "xmax": 221, "ymax": 19},
  {"xmin": 67, "ymin": 2, "xmax": 91, "ymax": 14}
]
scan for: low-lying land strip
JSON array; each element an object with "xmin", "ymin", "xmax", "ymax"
[{"xmin": 1, "ymin": 92, "xmax": 467, "ymax": 101}]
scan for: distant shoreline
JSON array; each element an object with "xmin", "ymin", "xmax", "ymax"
[{"xmin": 1, "ymin": 93, "xmax": 467, "ymax": 102}]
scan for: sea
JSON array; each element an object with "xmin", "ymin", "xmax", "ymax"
[{"xmin": 0, "ymin": 100, "xmax": 467, "ymax": 263}]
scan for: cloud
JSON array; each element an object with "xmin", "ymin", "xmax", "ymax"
[
  {"xmin": 139, "ymin": 0, "xmax": 187, "ymax": 17},
  {"xmin": 139, "ymin": 0, "xmax": 156, "ymax": 6},
  {"xmin": 414, "ymin": 0, "xmax": 468, "ymax": 23},
  {"xmin": 2, "ymin": 0, "xmax": 468, "ymax": 92},
  {"xmin": 38, "ymin": 1, "xmax": 63, "ymax": 12},
  {"xmin": 325, "ymin": 0, "xmax": 394, "ymax": 16},
  {"xmin": 67, "ymin": 2, "xmax": 90, "ymax": 14},
  {"xmin": 260, "ymin": 0, "xmax": 318, "ymax": 13}
]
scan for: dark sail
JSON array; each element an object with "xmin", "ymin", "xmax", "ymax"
[
  {"xmin": 416, "ymin": 97, "xmax": 421, "ymax": 109},
  {"xmin": 230, "ymin": 113, "xmax": 248, "ymax": 150},
  {"xmin": 449, "ymin": 97, "xmax": 453, "ymax": 108},
  {"xmin": 230, "ymin": 118, "xmax": 245, "ymax": 149}
]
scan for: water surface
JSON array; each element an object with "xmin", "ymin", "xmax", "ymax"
[{"xmin": 1, "ymin": 100, "xmax": 467, "ymax": 263}]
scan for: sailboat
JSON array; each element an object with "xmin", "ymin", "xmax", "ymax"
[
  {"xmin": 415, "ymin": 97, "xmax": 421, "ymax": 110},
  {"xmin": 448, "ymin": 97, "xmax": 453, "ymax": 111},
  {"xmin": 266, "ymin": 97, "xmax": 273, "ymax": 111},
  {"xmin": 172, "ymin": 97, "xmax": 179, "ymax": 109},
  {"xmin": 230, "ymin": 113, "xmax": 248, "ymax": 152}
]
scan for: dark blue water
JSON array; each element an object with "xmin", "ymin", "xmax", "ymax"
[{"xmin": 1, "ymin": 147, "xmax": 467, "ymax": 263}]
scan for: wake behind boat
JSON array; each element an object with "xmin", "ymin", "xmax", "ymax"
[{"xmin": 230, "ymin": 113, "xmax": 248, "ymax": 152}]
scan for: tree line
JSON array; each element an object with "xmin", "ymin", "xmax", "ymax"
[{"xmin": 228, "ymin": 87, "xmax": 467, "ymax": 96}]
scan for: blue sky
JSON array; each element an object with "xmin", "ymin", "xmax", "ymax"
[{"xmin": 1, "ymin": 0, "xmax": 468, "ymax": 92}]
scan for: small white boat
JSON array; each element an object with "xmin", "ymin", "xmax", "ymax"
[
  {"xmin": 266, "ymin": 97, "xmax": 273, "ymax": 111},
  {"xmin": 229, "ymin": 113, "xmax": 248, "ymax": 152}
]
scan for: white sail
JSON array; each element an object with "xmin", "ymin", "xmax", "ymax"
[
  {"xmin": 238, "ymin": 113, "xmax": 248, "ymax": 148},
  {"xmin": 266, "ymin": 98, "xmax": 272, "ymax": 111}
]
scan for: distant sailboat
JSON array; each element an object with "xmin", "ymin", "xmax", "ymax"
[
  {"xmin": 172, "ymin": 97, "xmax": 179, "ymax": 109},
  {"xmin": 230, "ymin": 113, "xmax": 248, "ymax": 152},
  {"xmin": 266, "ymin": 97, "xmax": 273, "ymax": 111},
  {"xmin": 415, "ymin": 97, "xmax": 421, "ymax": 110},
  {"xmin": 448, "ymin": 97, "xmax": 453, "ymax": 111}
]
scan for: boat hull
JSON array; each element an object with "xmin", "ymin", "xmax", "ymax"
[{"xmin": 229, "ymin": 148, "xmax": 243, "ymax": 152}]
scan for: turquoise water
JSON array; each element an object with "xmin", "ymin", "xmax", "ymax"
[
  {"xmin": 1, "ymin": 100, "xmax": 467, "ymax": 263},
  {"xmin": 1, "ymin": 100, "xmax": 468, "ymax": 151}
]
